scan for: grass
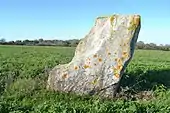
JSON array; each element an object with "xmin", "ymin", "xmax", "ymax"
[{"xmin": 0, "ymin": 45, "xmax": 170, "ymax": 112}]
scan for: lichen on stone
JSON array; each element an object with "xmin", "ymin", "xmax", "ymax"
[
  {"xmin": 93, "ymin": 54, "xmax": 97, "ymax": 58},
  {"xmin": 47, "ymin": 14, "xmax": 141, "ymax": 97},
  {"xmin": 74, "ymin": 66, "xmax": 79, "ymax": 70},
  {"xmin": 91, "ymin": 78, "xmax": 99, "ymax": 85},
  {"xmin": 98, "ymin": 58, "xmax": 102, "ymax": 62},
  {"xmin": 110, "ymin": 15, "xmax": 116, "ymax": 27},
  {"xmin": 83, "ymin": 64, "xmax": 90, "ymax": 69},
  {"xmin": 108, "ymin": 52, "xmax": 111, "ymax": 56},
  {"xmin": 62, "ymin": 73, "xmax": 68, "ymax": 79}
]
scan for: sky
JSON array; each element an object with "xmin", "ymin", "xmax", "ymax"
[{"xmin": 0, "ymin": 0, "xmax": 170, "ymax": 45}]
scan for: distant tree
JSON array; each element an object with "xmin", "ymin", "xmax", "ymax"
[
  {"xmin": 165, "ymin": 44, "xmax": 170, "ymax": 49},
  {"xmin": 136, "ymin": 41, "xmax": 145, "ymax": 49},
  {"xmin": 33, "ymin": 40, "xmax": 39, "ymax": 45},
  {"xmin": 159, "ymin": 44, "xmax": 170, "ymax": 51},
  {"xmin": 8, "ymin": 41, "xmax": 15, "ymax": 45},
  {"xmin": 38, "ymin": 38, "xmax": 43, "ymax": 42},
  {"xmin": 144, "ymin": 44, "xmax": 152, "ymax": 50},
  {"xmin": 23, "ymin": 39, "xmax": 30, "ymax": 45},
  {"xmin": 63, "ymin": 40, "xmax": 71, "ymax": 46},
  {"xmin": 67, "ymin": 39, "xmax": 80, "ymax": 47},
  {"xmin": 0, "ymin": 38, "xmax": 6, "ymax": 43},
  {"xmin": 15, "ymin": 40, "xmax": 23, "ymax": 45},
  {"xmin": 148, "ymin": 43, "xmax": 157, "ymax": 50}
]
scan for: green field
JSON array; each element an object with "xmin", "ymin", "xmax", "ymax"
[{"xmin": 0, "ymin": 45, "xmax": 170, "ymax": 113}]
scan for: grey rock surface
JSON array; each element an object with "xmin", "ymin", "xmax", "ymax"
[{"xmin": 47, "ymin": 14, "xmax": 141, "ymax": 97}]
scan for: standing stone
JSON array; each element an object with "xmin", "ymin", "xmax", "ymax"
[{"xmin": 47, "ymin": 14, "xmax": 141, "ymax": 97}]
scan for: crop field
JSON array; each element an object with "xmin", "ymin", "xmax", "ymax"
[{"xmin": 0, "ymin": 45, "xmax": 170, "ymax": 113}]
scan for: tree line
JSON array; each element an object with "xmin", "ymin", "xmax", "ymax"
[
  {"xmin": 0, "ymin": 38, "xmax": 170, "ymax": 51},
  {"xmin": 0, "ymin": 38, "xmax": 79, "ymax": 47},
  {"xmin": 136, "ymin": 41, "xmax": 170, "ymax": 51}
]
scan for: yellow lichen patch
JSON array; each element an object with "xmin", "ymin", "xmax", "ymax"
[
  {"xmin": 108, "ymin": 52, "xmax": 111, "ymax": 56},
  {"xmin": 62, "ymin": 73, "xmax": 68, "ymax": 79},
  {"xmin": 133, "ymin": 15, "xmax": 140, "ymax": 27},
  {"xmin": 122, "ymin": 51, "xmax": 128, "ymax": 57},
  {"xmin": 128, "ymin": 18, "xmax": 136, "ymax": 31},
  {"xmin": 117, "ymin": 58, "xmax": 122, "ymax": 65},
  {"xmin": 112, "ymin": 67, "xmax": 119, "ymax": 78},
  {"xmin": 122, "ymin": 51, "xmax": 130, "ymax": 59},
  {"xmin": 121, "ymin": 57, "xmax": 126, "ymax": 61},
  {"xmin": 74, "ymin": 66, "xmax": 79, "ymax": 70},
  {"xmin": 110, "ymin": 15, "xmax": 115, "ymax": 26},
  {"xmin": 84, "ymin": 64, "xmax": 90, "ymax": 69},
  {"xmin": 93, "ymin": 54, "xmax": 97, "ymax": 58},
  {"xmin": 115, "ymin": 58, "xmax": 122, "ymax": 65},
  {"xmin": 91, "ymin": 78, "xmax": 98, "ymax": 85},
  {"xmin": 117, "ymin": 65, "xmax": 123, "ymax": 70},
  {"xmin": 98, "ymin": 58, "xmax": 102, "ymax": 62},
  {"xmin": 110, "ymin": 15, "xmax": 115, "ymax": 23},
  {"xmin": 113, "ymin": 64, "xmax": 123, "ymax": 71},
  {"xmin": 128, "ymin": 24, "xmax": 136, "ymax": 31},
  {"xmin": 115, "ymin": 73, "xmax": 120, "ymax": 78},
  {"xmin": 128, "ymin": 15, "xmax": 140, "ymax": 31}
]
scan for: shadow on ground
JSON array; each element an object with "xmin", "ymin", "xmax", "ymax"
[{"xmin": 120, "ymin": 69, "xmax": 170, "ymax": 93}]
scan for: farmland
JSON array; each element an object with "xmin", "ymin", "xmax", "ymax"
[{"xmin": 0, "ymin": 45, "xmax": 170, "ymax": 112}]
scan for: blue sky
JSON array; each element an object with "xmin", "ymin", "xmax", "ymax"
[{"xmin": 0, "ymin": 0, "xmax": 170, "ymax": 44}]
